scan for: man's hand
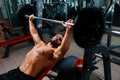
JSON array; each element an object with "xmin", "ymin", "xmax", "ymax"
[
  {"xmin": 29, "ymin": 14, "xmax": 35, "ymax": 21},
  {"xmin": 62, "ymin": 19, "xmax": 73, "ymax": 31}
]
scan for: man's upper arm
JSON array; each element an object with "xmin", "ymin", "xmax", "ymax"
[
  {"xmin": 54, "ymin": 23, "xmax": 73, "ymax": 61},
  {"xmin": 32, "ymin": 33, "xmax": 42, "ymax": 45},
  {"xmin": 54, "ymin": 33, "xmax": 72, "ymax": 61}
]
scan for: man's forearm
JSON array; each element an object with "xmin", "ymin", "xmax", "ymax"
[
  {"xmin": 29, "ymin": 20, "xmax": 38, "ymax": 35},
  {"xmin": 61, "ymin": 28, "xmax": 72, "ymax": 53}
]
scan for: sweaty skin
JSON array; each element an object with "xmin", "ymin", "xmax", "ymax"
[{"xmin": 19, "ymin": 14, "xmax": 73, "ymax": 77}]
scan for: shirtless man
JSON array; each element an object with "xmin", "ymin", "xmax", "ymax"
[{"xmin": 0, "ymin": 14, "xmax": 73, "ymax": 80}]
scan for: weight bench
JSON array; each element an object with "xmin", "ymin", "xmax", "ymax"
[
  {"xmin": 36, "ymin": 55, "xmax": 80, "ymax": 80},
  {"xmin": 0, "ymin": 34, "xmax": 32, "ymax": 58}
]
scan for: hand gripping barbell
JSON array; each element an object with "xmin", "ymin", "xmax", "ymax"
[{"xmin": 17, "ymin": 6, "xmax": 120, "ymax": 48}]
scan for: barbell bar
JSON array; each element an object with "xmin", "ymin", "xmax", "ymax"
[
  {"xmin": 104, "ymin": 28, "xmax": 120, "ymax": 37},
  {"xmin": 25, "ymin": 14, "xmax": 74, "ymax": 26}
]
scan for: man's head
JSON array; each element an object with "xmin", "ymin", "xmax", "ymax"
[{"xmin": 49, "ymin": 34, "xmax": 63, "ymax": 48}]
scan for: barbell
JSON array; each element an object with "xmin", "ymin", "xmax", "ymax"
[
  {"xmin": 25, "ymin": 14, "xmax": 74, "ymax": 26},
  {"xmin": 16, "ymin": 6, "xmax": 120, "ymax": 48}
]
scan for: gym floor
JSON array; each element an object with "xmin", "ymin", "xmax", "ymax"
[{"xmin": 0, "ymin": 26, "xmax": 120, "ymax": 80}]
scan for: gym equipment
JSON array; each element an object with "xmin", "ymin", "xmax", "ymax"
[
  {"xmin": 43, "ymin": 3, "xmax": 67, "ymax": 21},
  {"xmin": 74, "ymin": 59, "xmax": 83, "ymax": 72},
  {"xmin": 16, "ymin": 4, "xmax": 36, "ymax": 23},
  {"xmin": 24, "ymin": 7, "xmax": 105, "ymax": 49},
  {"xmin": 52, "ymin": 55, "xmax": 81, "ymax": 80},
  {"xmin": 73, "ymin": 7, "xmax": 105, "ymax": 48},
  {"xmin": 36, "ymin": 0, "xmax": 43, "ymax": 28},
  {"xmin": 0, "ymin": 21, "xmax": 20, "ymax": 39},
  {"xmin": 106, "ymin": 1, "xmax": 120, "ymax": 60},
  {"xmin": 81, "ymin": 45, "xmax": 112, "ymax": 80},
  {"xmin": 0, "ymin": 34, "xmax": 32, "ymax": 58},
  {"xmin": 104, "ymin": 0, "xmax": 120, "ymax": 67},
  {"xmin": 16, "ymin": 4, "xmax": 36, "ymax": 35},
  {"xmin": 17, "ymin": 6, "xmax": 120, "ymax": 48},
  {"xmin": 37, "ymin": 55, "xmax": 81, "ymax": 80}
]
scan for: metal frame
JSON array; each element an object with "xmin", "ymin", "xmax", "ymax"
[
  {"xmin": 81, "ymin": 45, "xmax": 112, "ymax": 80},
  {"xmin": 104, "ymin": 0, "xmax": 120, "ymax": 49}
]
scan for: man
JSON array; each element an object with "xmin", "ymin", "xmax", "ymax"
[{"xmin": 0, "ymin": 14, "xmax": 73, "ymax": 80}]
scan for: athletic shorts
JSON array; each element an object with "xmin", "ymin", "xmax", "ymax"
[{"xmin": 0, "ymin": 67, "xmax": 35, "ymax": 80}]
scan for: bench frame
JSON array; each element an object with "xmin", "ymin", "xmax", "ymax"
[{"xmin": 0, "ymin": 35, "xmax": 32, "ymax": 58}]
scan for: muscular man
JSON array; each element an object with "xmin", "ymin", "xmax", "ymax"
[{"xmin": 0, "ymin": 14, "xmax": 73, "ymax": 80}]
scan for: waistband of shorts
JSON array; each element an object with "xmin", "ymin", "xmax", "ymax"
[{"xmin": 17, "ymin": 67, "xmax": 35, "ymax": 79}]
